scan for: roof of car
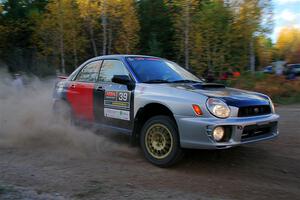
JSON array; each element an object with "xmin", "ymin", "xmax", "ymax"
[{"xmin": 90, "ymin": 54, "xmax": 161, "ymax": 60}]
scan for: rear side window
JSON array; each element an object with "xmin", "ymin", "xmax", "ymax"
[
  {"xmin": 98, "ymin": 60, "xmax": 129, "ymax": 82},
  {"xmin": 75, "ymin": 61, "xmax": 101, "ymax": 82}
]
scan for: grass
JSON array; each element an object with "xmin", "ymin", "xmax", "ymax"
[{"xmin": 272, "ymin": 93, "xmax": 300, "ymax": 105}]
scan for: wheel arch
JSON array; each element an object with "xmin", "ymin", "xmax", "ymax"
[{"xmin": 132, "ymin": 102, "xmax": 178, "ymax": 143}]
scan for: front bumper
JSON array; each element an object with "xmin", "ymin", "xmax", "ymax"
[{"xmin": 175, "ymin": 114, "xmax": 279, "ymax": 149}]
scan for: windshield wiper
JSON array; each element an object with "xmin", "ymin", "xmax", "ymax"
[
  {"xmin": 171, "ymin": 80, "xmax": 201, "ymax": 83},
  {"xmin": 142, "ymin": 79, "xmax": 171, "ymax": 83}
]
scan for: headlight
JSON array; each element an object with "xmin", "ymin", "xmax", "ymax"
[{"xmin": 206, "ymin": 98, "xmax": 231, "ymax": 118}]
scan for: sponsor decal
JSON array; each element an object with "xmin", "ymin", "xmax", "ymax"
[
  {"xmin": 104, "ymin": 108, "xmax": 130, "ymax": 121},
  {"xmin": 127, "ymin": 57, "xmax": 161, "ymax": 61},
  {"xmin": 104, "ymin": 101, "xmax": 129, "ymax": 108},
  {"xmin": 104, "ymin": 91, "xmax": 131, "ymax": 120},
  {"xmin": 104, "ymin": 91, "xmax": 130, "ymax": 110},
  {"xmin": 105, "ymin": 91, "xmax": 117, "ymax": 100}
]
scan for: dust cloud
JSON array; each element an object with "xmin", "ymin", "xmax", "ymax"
[{"xmin": 0, "ymin": 70, "xmax": 131, "ymax": 158}]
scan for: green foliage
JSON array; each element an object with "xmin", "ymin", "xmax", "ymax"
[
  {"xmin": 33, "ymin": 0, "xmax": 88, "ymax": 73},
  {"xmin": 273, "ymin": 93, "xmax": 300, "ymax": 105},
  {"xmin": 0, "ymin": 0, "xmax": 275, "ymax": 76},
  {"xmin": 0, "ymin": 0, "xmax": 48, "ymax": 73},
  {"xmin": 148, "ymin": 33, "xmax": 163, "ymax": 56},
  {"xmin": 112, "ymin": 0, "xmax": 140, "ymax": 54},
  {"xmin": 191, "ymin": 1, "xmax": 233, "ymax": 73},
  {"xmin": 227, "ymin": 72, "xmax": 267, "ymax": 89},
  {"xmin": 256, "ymin": 35, "xmax": 274, "ymax": 68},
  {"xmin": 137, "ymin": 0, "xmax": 175, "ymax": 58},
  {"xmin": 229, "ymin": 74, "xmax": 300, "ymax": 104}
]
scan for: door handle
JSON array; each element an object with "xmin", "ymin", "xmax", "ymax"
[
  {"xmin": 96, "ymin": 86, "xmax": 104, "ymax": 91},
  {"xmin": 70, "ymin": 84, "xmax": 76, "ymax": 88}
]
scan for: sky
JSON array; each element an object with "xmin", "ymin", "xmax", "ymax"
[{"xmin": 272, "ymin": 0, "xmax": 300, "ymax": 42}]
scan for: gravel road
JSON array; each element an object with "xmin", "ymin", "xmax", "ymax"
[{"xmin": 0, "ymin": 78, "xmax": 299, "ymax": 200}]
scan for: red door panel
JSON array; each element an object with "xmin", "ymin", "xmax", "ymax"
[{"xmin": 67, "ymin": 81, "xmax": 95, "ymax": 121}]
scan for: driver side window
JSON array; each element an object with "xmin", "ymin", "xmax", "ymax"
[{"xmin": 98, "ymin": 60, "xmax": 130, "ymax": 82}]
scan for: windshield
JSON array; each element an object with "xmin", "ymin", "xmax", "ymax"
[{"xmin": 126, "ymin": 57, "xmax": 201, "ymax": 83}]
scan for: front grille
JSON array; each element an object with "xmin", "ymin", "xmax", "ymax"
[
  {"xmin": 238, "ymin": 105, "xmax": 271, "ymax": 117},
  {"xmin": 241, "ymin": 121, "xmax": 277, "ymax": 140}
]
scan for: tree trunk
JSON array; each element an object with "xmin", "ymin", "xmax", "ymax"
[
  {"xmin": 184, "ymin": 1, "xmax": 190, "ymax": 69},
  {"xmin": 59, "ymin": 32, "xmax": 65, "ymax": 74},
  {"xmin": 88, "ymin": 21, "xmax": 98, "ymax": 57},
  {"xmin": 126, "ymin": 40, "xmax": 130, "ymax": 54},
  {"xmin": 58, "ymin": 0, "xmax": 65, "ymax": 74},
  {"xmin": 73, "ymin": 39, "xmax": 78, "ymax": 69},
  {"xmin": 108, "ymin": 25, "xmax": 112, "ymax": 54},
  {"xmin": 250, "ymin": 38, "xmax": 255, "ymax": 73},
  {"xmin": 101, "ymin": 0, "xmax": 107, "ymax": 55}
]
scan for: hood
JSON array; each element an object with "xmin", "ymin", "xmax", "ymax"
[{"xmin": 168, "ymin": 82, "xmax": 270, "ymax": 107}]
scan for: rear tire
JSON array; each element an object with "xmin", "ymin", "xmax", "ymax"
[{"xmin": 140, "ymin": 115, "xmax": 184, "ymax": 167}]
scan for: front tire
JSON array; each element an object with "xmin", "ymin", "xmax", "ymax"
[{"xmin": 140, "ymin": 116, "xmax": 183, "ymax": 167}]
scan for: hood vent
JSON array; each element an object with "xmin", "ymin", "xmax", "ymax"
[{"xmin": 192, "ymin": 83, "xmax": 225, "ymax": 90}]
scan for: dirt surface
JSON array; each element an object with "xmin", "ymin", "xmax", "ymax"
[
  {"xmin": 0, "ymin": 74, "xmax": 299, "ymax": 200},
  {"xmin": 0, "ymin": 105, "xmax": 299, "ymax": 200}
]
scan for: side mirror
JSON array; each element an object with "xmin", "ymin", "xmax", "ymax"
[{"xmin": 112, "ymin": 75, "xmax": 132, "ymax": 85}]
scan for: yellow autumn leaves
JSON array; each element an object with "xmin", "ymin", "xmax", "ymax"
[
  {"xmin": 34, "ymin": 0, "xmax": 139, "ymax": 72},
  {"xmin": 276, "ymin": 27, "xmax": 300, "ymax": 63}
]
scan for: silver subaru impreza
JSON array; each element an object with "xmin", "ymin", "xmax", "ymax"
[{"xmin": 53, "ymin": 55, "xmax": 279, "ymax": 167}]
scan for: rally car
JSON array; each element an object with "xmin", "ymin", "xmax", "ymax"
[{"xmin": 53, "ymin": 55, "xmax": 279, "ymax": 167}]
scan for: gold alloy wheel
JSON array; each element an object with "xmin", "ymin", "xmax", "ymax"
[{"xmin": 145, "ymin": 123, "xmax": 173, "ymax": 159}]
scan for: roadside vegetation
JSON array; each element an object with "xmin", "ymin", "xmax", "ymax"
[
  {"xmin": 0, "ymin": 0, "xmax": 300, "ymax": 104},
  {"xmin": 228, "ymin": 74, "xmax": 300, "ymax": 104},
  {"xmin": 0, "ymin": 0, "xmax": 280, "ymax": 75}
]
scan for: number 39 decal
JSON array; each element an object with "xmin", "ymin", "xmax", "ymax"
[{"xmin": 118, "ymin": 92, "xmax": 129, "ymax": 102}]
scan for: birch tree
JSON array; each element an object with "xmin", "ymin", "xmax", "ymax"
[
  {"xmin": 256, "ymin": 35, "xmax": 273, "ymax": 68},
  {"xmin": 77, "ymin": 0, "xmax": 100, "ymax": 56},
  {"xmin": 166, "ymin": 0, "xmax": 199, "ymax": 69},
  {"xmin": 34, "ymin": 0, "xmax": 86, "ymax": 73},
  {"xmin": 231, "ymin": 0, "xmax": 273, "ymax": 72},
  {"xmin": 113, "ymin": 0, "xmax": 140, "ymax": 54},
  {"xmin": 101, "ymin": 0, "xmax": 108, "ymax": 55},
  {"xmin": 192, "ymin": 1, "xmax": 233, "ymax": 73}
]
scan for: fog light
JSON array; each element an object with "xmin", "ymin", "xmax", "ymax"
[{"xmin": 213, "ymin": 126, "xmax": 225, "ymax": 142}]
